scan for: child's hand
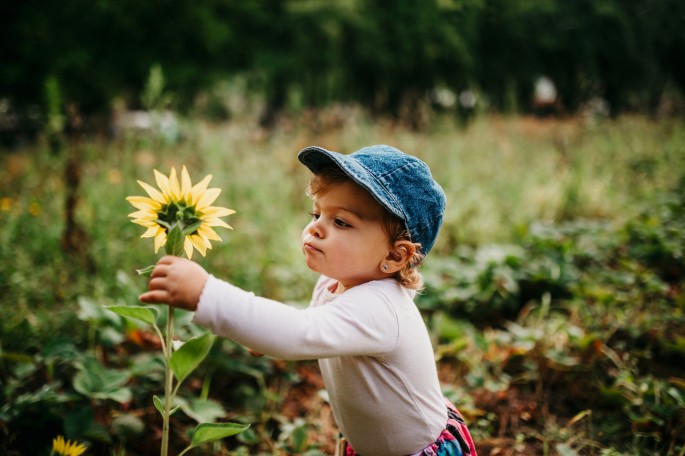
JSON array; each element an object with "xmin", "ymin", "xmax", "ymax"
[{"xmin": 139, "ymin": 256, "xmax": 209, "ymax": 311}]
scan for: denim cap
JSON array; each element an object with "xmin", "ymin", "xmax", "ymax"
[{"xmin": 297, "ymin": 144, "xmax": 446, "ymax": 255}]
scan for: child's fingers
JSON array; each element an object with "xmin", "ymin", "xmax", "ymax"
[
  {"xmin": 139, "ymin": 290, "xmax": 169, "ymax": 304},
  {"xmin": 140, "ymin": 256, "xmax": 204, "ymax": 311},
  {"xmin": 148, "ymin": 265, "xmax": 166, "ymax": 278},
  {"xmin": 157, "ymin": 255, "xmax": 176, "ymax": 265},
  {"xmin": 141, "ymin": 274, "xmax": 172, "ymax": 303},
  {"xmin": 147, "ymin": 256, "xmax": 176, "ymax": 278},
  {"xmin": 147, "ymin": 276, "xmax": 168, "ymax": 291}
]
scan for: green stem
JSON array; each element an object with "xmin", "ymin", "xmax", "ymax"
[
  {"xmin": 153, "ymin": 325, "xmax": 167, "ymax": 357},
  {"xmin": 161, "ymin": 305, "xmax": 175, "ymax": 456}
]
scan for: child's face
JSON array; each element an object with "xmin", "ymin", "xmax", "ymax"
[{"xmin": 301, "ymin": 180, "xmax": 392, "ymax": 293}]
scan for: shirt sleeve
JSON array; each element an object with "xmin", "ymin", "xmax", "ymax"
[{"xmin": 192, "ymin": 275, "xmax": 399, "ymax": 360}]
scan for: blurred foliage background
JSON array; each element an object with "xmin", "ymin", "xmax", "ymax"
[
  {"xmin": 1, "ymin": 1, "xmax": 685, "ymax": 455},
  {"xmin": 2, "ymin": 0, "xmax": 685, "ymax": 132}
]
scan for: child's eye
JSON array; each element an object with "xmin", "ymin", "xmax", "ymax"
[
  {"xmin": 334, "ymin": 218, "xmax": 350, "ymax": 228},
  {"xmin": 309, "ymin": 212, "xmax": 320, "ymax": 220}
]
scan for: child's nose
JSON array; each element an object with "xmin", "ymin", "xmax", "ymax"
[{"xmin": 308, "ymin": 220, "xmax": 323, "ymax": 237}]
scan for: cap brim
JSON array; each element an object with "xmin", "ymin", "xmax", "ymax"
[
  {"xmin": 297, "ymin": 146, "xmax": 406, "ymax": 221},
  {"xmin": 297, "ymin": 146, "xmax": 346, "ymax": 173}
]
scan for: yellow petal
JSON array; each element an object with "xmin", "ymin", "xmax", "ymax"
[
  {"xmin": 196, "ymin": 188, "xmax": 221, "ymax": 209},
  {"xmin": 169, "ymin": 168, "xmax": 182, "ymax": 201},
  {"xmin": 141, "ymin": 226, "xmax": 164, "ymax": 238},
  {"xmin": 204, "ymin": 218, "xmax": 233, "ymax": 229},
  {"xmin": 196, "ymin": 231, "xmax": 213, "ymax": 248},
  {"xmin": 53, "ymin": 436, "xmax": 66, "ymax": 452},
  {"xmin": 198, "ymin": 224, "xmax": 222, "ymax": 241},
  {"xmin": 184, "ymin": 237, "xmax": 194, "ymax": 259},
  {"xmin": 52, "ymin": 435, "xmax": 86, "ymax": 456},
  {"xmin": 190, "ymin": 234, "xmax": 207, "ymax": 256},
  {"xmin": 138, "ymin": 180, "xmax": 166, "ymax": 203},
  {"xmin": 154, "ymin": 169, "xmax": 171, "ymax": 199},
  {"xmin": 181, "ymin": 166, "xmax": 193, "ymax": 201},
  {"xmin": 132, "ymin": 218, "xmax": 160, "ymax": 228},
  {"xmin": 128, "ymin": 210, "xmax": 157, "ymax": 220},
  {"xmin": 201, "ymin": 206, "xmax": 235, "ymax": 218},
  {"xmin": 127, "ymin": 196, "xmax": 162, "ymax": 211},
  {"xmin": 189, "ymin": 174, "xmax": 212, "ymax": 206},
  {"xmin": 154, "ymin": 231, "xmax": 167, "ymax": 253}
]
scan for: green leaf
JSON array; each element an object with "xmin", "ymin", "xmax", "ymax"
[
  {"xmin": 105, "ymin": 305, "xmax": 159, "ymax": 326},
  {"xmin": 153, "ymin": 395, "xmax": 181, "ymax": 417},
  {"xmin": 153, "ymin": 395, "xmax": 164, "ymax": 415},
  {"xmin": 136, "ymin": 265, "xmax": 156, "ymax": 276},
  {"xmin": 289, "ymin": 423, "xmax": 309, "ymax": 453},
  {"xmin": 169, "ymin": 332, "xmax": 215, "ymax": 385},
  {"xmin": 78, "ymin": 297, "xmax": 108, "ymax": 322},
  {"xmin": 179, "ymin": 397, "xmax": 227, "ymax": 423},
  {"xmin": 101, "ymin": 387, "xmax": 133, "ymax": 403},
  {"xmin": 73, "ymin": 359, "xmax": 131, "ymax": 403},
  {"xmin": 165, "ymin": 223, "xmax": 185, "ymax": 256},
  {"xmin": 188, "ymin": 422, "xmax": 250, "ymax": 448},
  {"xmin": 111, "ymin": 413, "xmax": 145, "ymax": 439}
]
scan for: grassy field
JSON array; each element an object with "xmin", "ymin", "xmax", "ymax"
[
  {"xmin": 1, "ymin": 112, "xmax": 684, "ymax": 455},
  {"xmin": 4, "ymin": 113, "xmax": 683, "ymax": 293}
]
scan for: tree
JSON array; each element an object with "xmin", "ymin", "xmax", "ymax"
[{"xmin": 339, "ymin": 0, "xmax": 476, "ymax": 125}]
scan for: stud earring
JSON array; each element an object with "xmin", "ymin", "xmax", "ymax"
[{"xmin": 382, "ymin": 264, "xmax": 389, "ymax": 272}]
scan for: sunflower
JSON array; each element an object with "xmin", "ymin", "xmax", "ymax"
[
  {"xmin": 127, "ymin": 166, "xmax": 235, "ymax": 259},
  {"xmin": 52, "ymin": 435, "xmax": 87, "ymax": 456}
]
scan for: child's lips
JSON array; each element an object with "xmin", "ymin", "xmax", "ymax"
[{"xmin": 303, "ymin": 242, "xmax": 322, "ymax": 254}]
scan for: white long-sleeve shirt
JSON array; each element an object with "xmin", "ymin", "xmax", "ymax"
[{"xmin": 193, "ymin": 274, "xmax": 447, "ymax": 455}]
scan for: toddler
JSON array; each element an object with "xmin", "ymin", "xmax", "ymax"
[{"xmin": 140, "ymin": 145, "xmax": 478, "ymax": 456}]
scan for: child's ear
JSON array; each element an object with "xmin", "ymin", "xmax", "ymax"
[{"xmin": 381, "ymin": 241, "xmax": 417, "ymax": 274}]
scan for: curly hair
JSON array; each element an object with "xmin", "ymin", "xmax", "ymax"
[{"xmin": 307, "ymin": 167, "xmax": 425, "ymax": 290}]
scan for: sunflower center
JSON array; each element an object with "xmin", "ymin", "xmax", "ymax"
[{"xmin": 157, "ymin": 200, "xmax": 202, "ymax": 233}]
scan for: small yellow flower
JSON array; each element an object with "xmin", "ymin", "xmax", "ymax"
[
  {"xmin": 127, "ymin": 166, "xmax": 234, "ymax": 259},
  {"xmin": 52, "ymin": 435, "xmax": 87, "ymax": 456},
  {"xmin": 0, "ymin": 197, "xmax": 12, "ymax": 212}
]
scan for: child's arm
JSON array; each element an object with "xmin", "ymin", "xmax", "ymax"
[
  {"xmin": 139, "ymin": 256, "xmax": 209, "ymax": 311},
  {"xmin": 140, "ymin": 258, "xmax": 400, "ymax": 360},
  {"xmin": 194, "ymin": 276, "xmax": 400, "ymax": 360}
]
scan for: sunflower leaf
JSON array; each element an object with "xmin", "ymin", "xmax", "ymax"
[
  {"xmin": 188, "ymin": 422, "xmax": 251, "ymax": 448},
  {"xmin": 169, "ymin": 332, "xmax": 215, "ymax": 385},
  {"xmin": 136, "ymin": 265, "xmax": 156, "ymax": 276},
  {"xmin": 105, "ymin": 305, "xmax": 159, "ymax": 326}
]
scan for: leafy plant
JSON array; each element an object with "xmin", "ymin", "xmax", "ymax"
[{"xmin": 623, "ymin": 191, "xmax": 685, "ymax": 282}]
